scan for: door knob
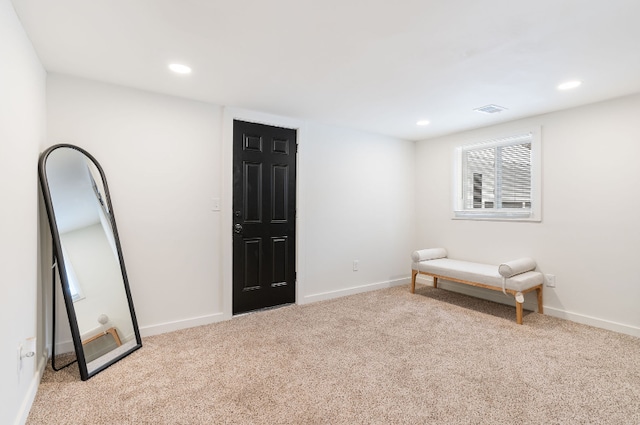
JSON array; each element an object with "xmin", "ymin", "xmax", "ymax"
[{"xmin": 234, "ymin": 224, "xmax": 243, "ymax": 234}]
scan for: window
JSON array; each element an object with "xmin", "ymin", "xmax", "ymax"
[{"xmin": 454, "ymin": 130, "xmax": 541, "ymax": 221}]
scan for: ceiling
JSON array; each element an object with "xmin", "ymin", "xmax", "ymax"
[{"xmin": 11, "ymin": 0, "xmax": 640, "ymax": 141}]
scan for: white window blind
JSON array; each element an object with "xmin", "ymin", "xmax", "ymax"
[{"xmin": 454, "ymin": 131, "xmax": 541, "ymax": 221}]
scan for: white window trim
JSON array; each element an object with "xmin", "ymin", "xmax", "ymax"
[{"xmin": 452, "ymin": 128, "xmax": 542, "ymax": 222}]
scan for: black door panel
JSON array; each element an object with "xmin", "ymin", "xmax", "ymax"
[{"xmin": 233, "ymin": 120, "xmax": 296, "ymax": 314}]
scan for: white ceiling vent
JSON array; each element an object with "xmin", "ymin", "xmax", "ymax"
[{"xmin": 474, "ymin": 104, "xmax": 508, "ymax": 114}]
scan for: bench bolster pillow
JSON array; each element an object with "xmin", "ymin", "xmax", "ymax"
[
  {"xmin": 411, "ymin": 248, "xmax": 448, "ymax": 262},
  {"xmin": 498, "ymin": 257, "xmax": 537, "ymax": 278}
]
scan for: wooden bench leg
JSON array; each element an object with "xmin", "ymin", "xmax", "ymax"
[
  {"xmin": 516, "ymin": 302, "xmax": 523, "ymax": 325},
  {"xmin": 536, "ymin": 286, "xmax": 544, "ymax": 314},
  {"xmin": 433, "ymin": 276, "xmax": 438, "ymax": 289},
  {"xmin": 411, "ymin": 269, "xmax": 418, "ymax": 293}
]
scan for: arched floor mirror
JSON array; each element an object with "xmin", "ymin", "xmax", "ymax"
[{"xmin": 39, "ymin": 144, "xmax": 141, "ymax": 380}]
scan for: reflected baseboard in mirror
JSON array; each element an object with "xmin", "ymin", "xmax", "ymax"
[{"xmin": 39, "ymin": 144, "xmax": 142, "ymax": 381}]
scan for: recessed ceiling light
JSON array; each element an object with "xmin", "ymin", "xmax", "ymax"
[
  {"xmin": 557, "ymin": 80, "xmax": 582, "ymax": 90},
  {"xmin": 169, "ymin": 63, "xmax": 192, "ymax": 74},
  {"xmin": 416, "ymin": 120, "xmax": 430, "ymax": 126}
]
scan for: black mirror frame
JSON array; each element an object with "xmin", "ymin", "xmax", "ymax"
[{"xmin": 38, "ymin": 143, "xmax": 142, "ymax": 380}]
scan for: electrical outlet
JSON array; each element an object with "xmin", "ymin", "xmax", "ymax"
[
  {"xmin": 546, "ymin": 274, "xmax": 556, "ymax": 288},
  {"xmin": 17, "ymin": 337, "xmax": 36, "ymax": 374},
  {"xmin": 212, "ymin": 198, "xmax": 221, "ymax": 211},
  {"xmin": 353, "ymin": 260, "xmax": 359, "ymax": 271}
]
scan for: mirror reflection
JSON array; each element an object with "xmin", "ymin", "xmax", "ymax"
[{"xmin": 40, "ymin": 145, "xmax": 141, "ymax": 379}]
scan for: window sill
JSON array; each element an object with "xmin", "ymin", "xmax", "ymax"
[{"xmin": 453, "ymin": 210, "xmax": 541, "ymax": 222}]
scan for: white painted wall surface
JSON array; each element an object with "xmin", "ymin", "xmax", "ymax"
[
  {"xmin": 415, "ymin": 94, "xmax": 640, "ymax": 336},
  {"xmin": 47, "ymin": 76, "xmax": 416, "ymax": 339},
  {"xmin": 302, "ymin": 123, "xmax": 415, "ymax": 302},
  {"xmin": 46, "ymin": 74, "xmax": 224, "ymax": 335},
  {"xmin": 0, "ymin": 1, "xmax": 46, "ymax": 423}
]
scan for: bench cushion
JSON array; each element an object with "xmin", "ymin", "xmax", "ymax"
[
  {"xmin": 412, "ymin": 258, "xmax": 543, "ymax": 292},
  {"xmin": 499, "ymin": 257, "xmax": 537, "ymax": 278},
  {"xmin": 411, "ymin": 248, "xmax": 448, "ymax": 262}
]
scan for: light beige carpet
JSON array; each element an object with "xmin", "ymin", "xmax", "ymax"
[{"xmin": 28, "ymin": 284, "xmax": 640, "ymax": 424}]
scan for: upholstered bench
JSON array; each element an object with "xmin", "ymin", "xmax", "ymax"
[{"xmin": 411, "ymin": 248, "xmax": 544, "ymax": 324}]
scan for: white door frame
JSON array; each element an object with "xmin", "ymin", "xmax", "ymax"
[{"xmin": 221, "ymin": 107, "xmax": 306, "ymax": 319}]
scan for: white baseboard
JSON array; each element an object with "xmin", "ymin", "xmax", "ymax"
[
  {"xmin": 416, "ymin": 275, "xmax": 640, "ymax": 337},
  {"xmin": 543, "ymin": 307, "xmax": 640, "ymax": 337},
  {"xmin": 52, "ymin": 313, "xmax": 228, "ymax": 353},
  {"xmin": 139, "ymin": 312, "xmax": 226, "ymax": 338},
  {"xmin": 14, "ymin": 352, "xmax": 47, "ymax": 425},
  {"xmin": 302, "ymin": 277, "xmax": 410, "ymax": 304}
]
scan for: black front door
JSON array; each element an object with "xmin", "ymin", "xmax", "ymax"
[{"xmin": 232, "ymin": 120, "xmax": 297, "ymax": 315}]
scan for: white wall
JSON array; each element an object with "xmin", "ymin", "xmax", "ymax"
[
  {"xmin": 415, "ymin": 93, "xmax": 640, "ymax": 336},
  {"xmin": 47, "ymin": 75, "xmax": 416, "ymax": 338},
  {"xmin": 302, "ymin": 123, "xmax": 415, "ymax": 302},
  {"xmin": 0, "ymin": 0, "xmax": 46, "ymax": 424},
  {"xmin": 47, "ymin": 74, "xmax": 224, "ymax": 335}
]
